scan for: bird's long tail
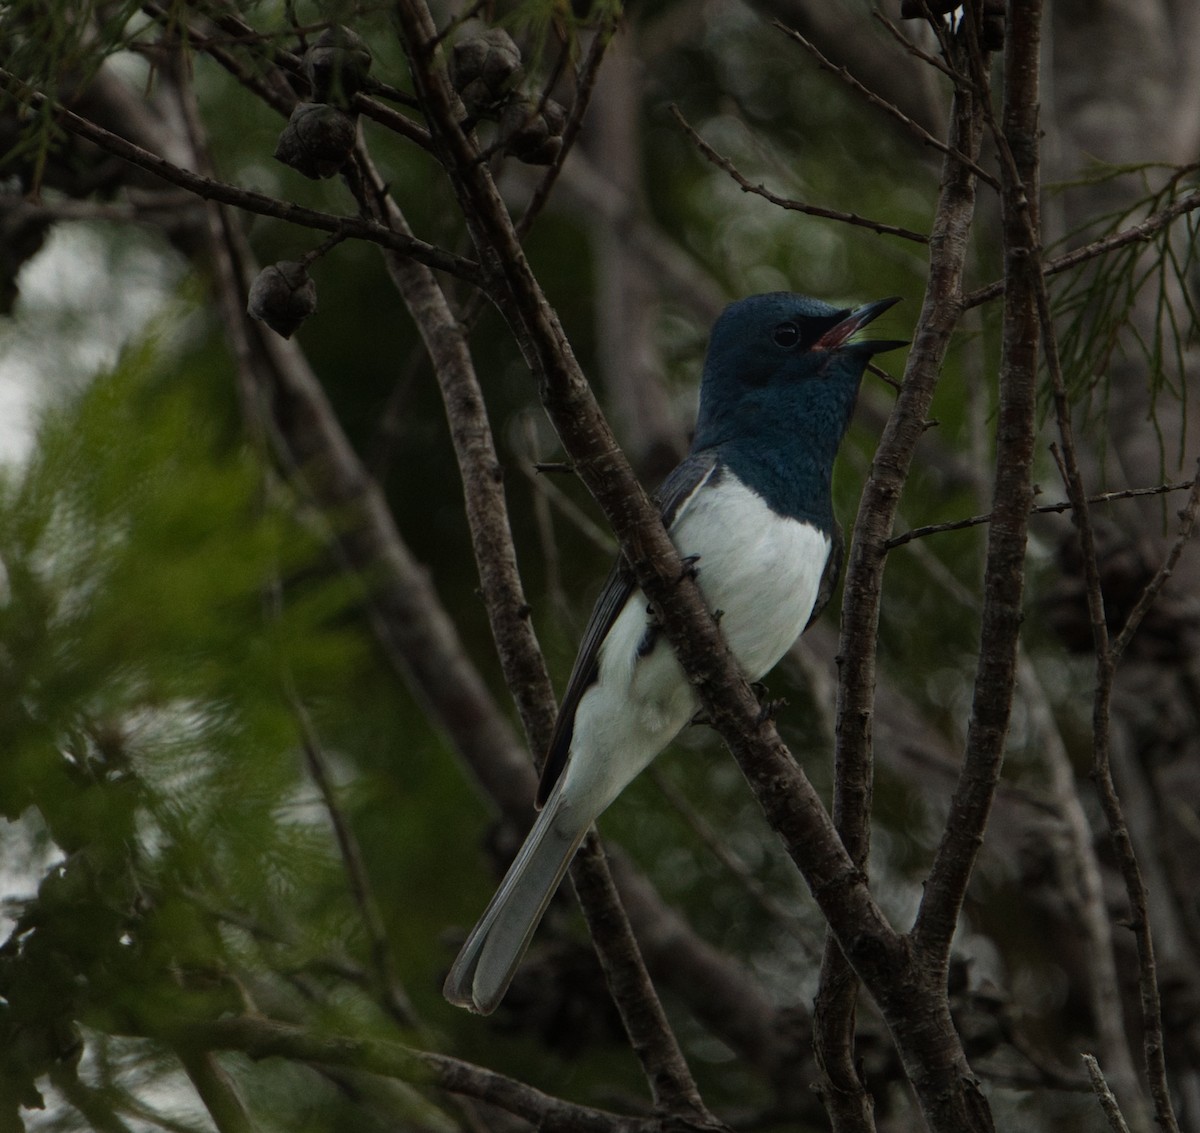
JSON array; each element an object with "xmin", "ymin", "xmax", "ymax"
[{"xmin": 443, "ymin": 781, "xmax": 590, "ymax": 1014}]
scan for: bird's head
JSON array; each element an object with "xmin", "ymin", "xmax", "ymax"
[{"xmin": 693, "ymin": 292, "xmax": 905, "ymax": 452}]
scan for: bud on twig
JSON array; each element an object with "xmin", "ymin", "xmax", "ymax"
[
  {"xmin": 302, "ymin": 25, "xmax": 373, "ymax": 105},
  {"xmin": 450, "ymin": 24, "xmax": 523, "ymax": 118},
  {"xmin": 274, "ymin": 102, "xmax": 357, "ymax": 180},
  {"xmin": 247, "ymin": 261, "xmax": 317, "ymax": 338}
]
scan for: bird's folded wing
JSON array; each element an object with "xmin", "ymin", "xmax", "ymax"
[
  {"xmin": 807, "ymin": 520, "xmax": 844, "ymax": 630},
  {"xmin": 535, "ymin": 451, "xmax": 722, "ymax": 806}
]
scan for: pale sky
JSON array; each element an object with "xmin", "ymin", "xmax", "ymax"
[{"xmin": 0, "ymin": 222, "xmax": 184, "ymax": 464}]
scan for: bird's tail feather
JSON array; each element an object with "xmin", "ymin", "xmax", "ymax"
[{"xmin": 443, "ymin": 783, "xmax": 590, "ymax": 1014}]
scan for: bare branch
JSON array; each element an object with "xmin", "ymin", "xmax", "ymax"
[
  {"xmin": 1018, "ymin": 22, "xmax": 1184, "ymax": 1133},
  {"xmin": 178, "ymin": 1016, "xmax": 665, "ymax": 1133},
  {"xmin": 1083, "ymin": 1054, "xmax": 1135, "ymax": 1133},
  {"xmin": 389, "ymin": 6, "xmax": 1013, "ymax": 1132},
  {"xmin": 821, "ymin": 21, "xmax": 990, "ymax": 1128},
  {"xmin": 772, "ymin": 19, "xmax": 1000, "ymax": 189},
  {"xmin": 516, "ymin": 15, "xmax": 618, "ymax": 240},
  {"xmin": 291, "ymin": 691, "xmax": 417, "ymax": 1028},
  {"xmin": 885, "ymin": 478, "xmax": 1198, "ymax": 549},
  {"xmin": 669, "ymin": 104, "xmax": 930, "ymax": 244},
  {"xmin": 174, "ymin": 1049, "xmax": 259, "ymax": 1133},
  {"xmin": 0, "ymin": 68, "xmax": 481, "ymax": 285},
  {"xmin": 391, "ymin": 5, "xmax": 717, "ymax": 1121},
  {"xmin": 912, "ymin": 0, "xmax": 1042, "ymax": 971},
  {"xmin": 962, "ymin": 187, "xmax": 1200, "ymax": 309},
  {"xmin": 1110, "ymin": 462, "xmax": 1200, "ymax": 661},
  {"xmin": 872, "ymin": 10, "xmax": 969, "ymax": 87},
  {"xmin": 346, "ymin": 146, "xmax": 561, "ymax": 764}
]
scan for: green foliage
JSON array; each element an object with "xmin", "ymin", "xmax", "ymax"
[
  {"xmin": 1050, "ymin": 164, "xmax": 1200, "ymax": 466},
  {"xmin": 0, "ymin": 0, "xmax": 146, "ymax": 183},
  {"xmin": 0, "ymin": 342, "xmax": 366, "ymax": 1121}
]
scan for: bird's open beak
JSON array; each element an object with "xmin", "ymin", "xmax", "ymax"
[{"xmin": 814, "ymin": 296, "xmax": 906, "ymax": 355}]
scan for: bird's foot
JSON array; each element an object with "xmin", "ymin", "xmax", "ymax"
[{"xmin": 751, "ymin": 682, "xmax": 787, "ymax": 723}]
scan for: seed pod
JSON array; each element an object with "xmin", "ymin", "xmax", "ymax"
[
  {"xmin": 449, "ymin": 23, "xmax": 523, "ymax": 118},
  {"xmin": 500, "ymin": 95, "xmax": 566, "ymax": 165},
  {"xmin": 303, "ymin": 25, "xmax": 373, "ymax": 105},
  {"xmin": 274, "ymin": 102, "xmax": 357, "ymax": 180},
  {"xmin": 247, "ymin": 261, "xmax": 317, "ymax": 339}
]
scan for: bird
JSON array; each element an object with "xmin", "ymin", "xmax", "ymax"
[{"xmin": 444, "ymin": 291, "xmax": 905, "ymax": 1015}]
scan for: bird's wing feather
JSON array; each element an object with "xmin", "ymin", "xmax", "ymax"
[
  {"xmin": 806, "ymin": 520, "xmax": 843, "ymax": 630},
  {"xmin": 535, "ymin": 451, "xmax": 721, "ymax": 806}
]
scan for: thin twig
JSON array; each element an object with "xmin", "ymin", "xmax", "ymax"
[
  {"xmin": 872, "ymin": 9, "xmax": 970, "ymax": 87},
  {"xmin": 169, "ymin": 57, "xmax": 423, "ymax": 1035},
  {"xmin": 1083, "ymin": 1054, "xmax": 1135, "ymax": 1133},
  {"xmin": 911, "ymin": 0, "xmax": 1039, "ymax": 976},
  {"xmin": 1024, "ymin": 36, "xmax": 1180, "ymax": 1133},
  {"xmin": 0, "ymin": 68, "xmax": 481, "ymax": 284},
  {"xmin": 962, "ymin": 188, "xmax": 1200, "ymax": 309},
  {"xmin": 517, "ymin": 16, "xmax": 618, "ymax": 240},
  {"xmin": 290, "ymin": 690, "xmax": 418, "ymax": 1028},
  {"xmin": 347, "ymin": 144, "xmax": 561, "ymax": 766},
  {"xmin": 650, "ymin": 768, "xmax": 823, "ymax": 958},
  {"xmin": 772, "ymin": 20, "xmax": 1000, "ymax": 190},
  {"xmin": 818, "ymin": 15, "xmax": 991, "ymax": 1129},
  {"xmin": 885, "ymin": 478, "xmax": 1197, "ymax": 549},
  {"xmin": 1110, "ymin": 460, "xmax": 1200, "ymax": 661},
  {"xmin": 180, "ymin": 1015, "xmax": 663, "ymax": 1133},
  {"xmin": 174, "ymin": 1049, "xmax": 259, "ymax": 1133},
  {"xmin": 669, "ymin": 104, "xmax": 929, "ymax": 243},
  {"xmin": 517, "ymin": 457, "xmax": 616, "ymax": 554}
]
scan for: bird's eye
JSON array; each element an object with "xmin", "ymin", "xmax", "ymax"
[{"xmin": 773, "ymin": 322, "xmax": 800, "ymax": 348}]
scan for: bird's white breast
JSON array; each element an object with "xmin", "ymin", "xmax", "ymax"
[
  {"xmin": 561, "ymin": 477, "xmax": 830, "ymax": 813},
  {"xmin": 670, "ymin": 476, "xmax": 831, "ymax": 680}
]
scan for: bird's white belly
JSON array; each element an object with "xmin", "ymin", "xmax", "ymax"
[{"xmin": 562, "ymin": 479, "xmax": 830, "ymax": 812}]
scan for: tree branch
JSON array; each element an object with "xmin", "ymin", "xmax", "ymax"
[
  {"xmin": 669, "ymin": 104, "xmax": 929, "ymax": 243},
  {"xmin": 962, "ymin": 186, "xmax": 1200, "ymax": 309},
  {"xmin": 0, "ymin": 68, "xmax": 481, "ymax": 285},
  {"xmin": 177, "ymin": 1016, "xmax": 668, "ymax": 1133},
  {"xmin": 1083, "ymin": 1054, "xmax": 1135, "ymax": 1133},
  {"xmin": 885, "ymin": 478, "xmax": 1198, "ymax": 549},
  {"xmin": 772, "ymin": 19, "xmax": 1000, "ymax": 189},
  {"xmin": 346, "ymin": 147, "xmax": 561, "ymax": 765},
  {"xmin": 819, "ymin": 21, "xmax": 989, "ymax": 1130},
  {"xmin": 391, "ymin": 6, "xmax": 717, "ymax": 1122},
  {"xmin": 994, "ymin": 7, "xmax": 1186, "ymax": 1129},
  {"xmin": 174, "ymin": 1049, "xmax": 259, "ymax": 1133},
  {"xmin": 182, "ymin": 90, "xmax": 793, "ymax": 1098},
  {"xmin": 912, "ymin": 0, "xmax": 1042, "ymax": 970}
]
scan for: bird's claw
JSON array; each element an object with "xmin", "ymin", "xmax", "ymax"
[
  {"xmin": 751, "ymin": 682, "xmax": 787, "ymax": 723},
  {"xmin": 679, "ymin": 553, "xmax": 701, "ymax": 582}
]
